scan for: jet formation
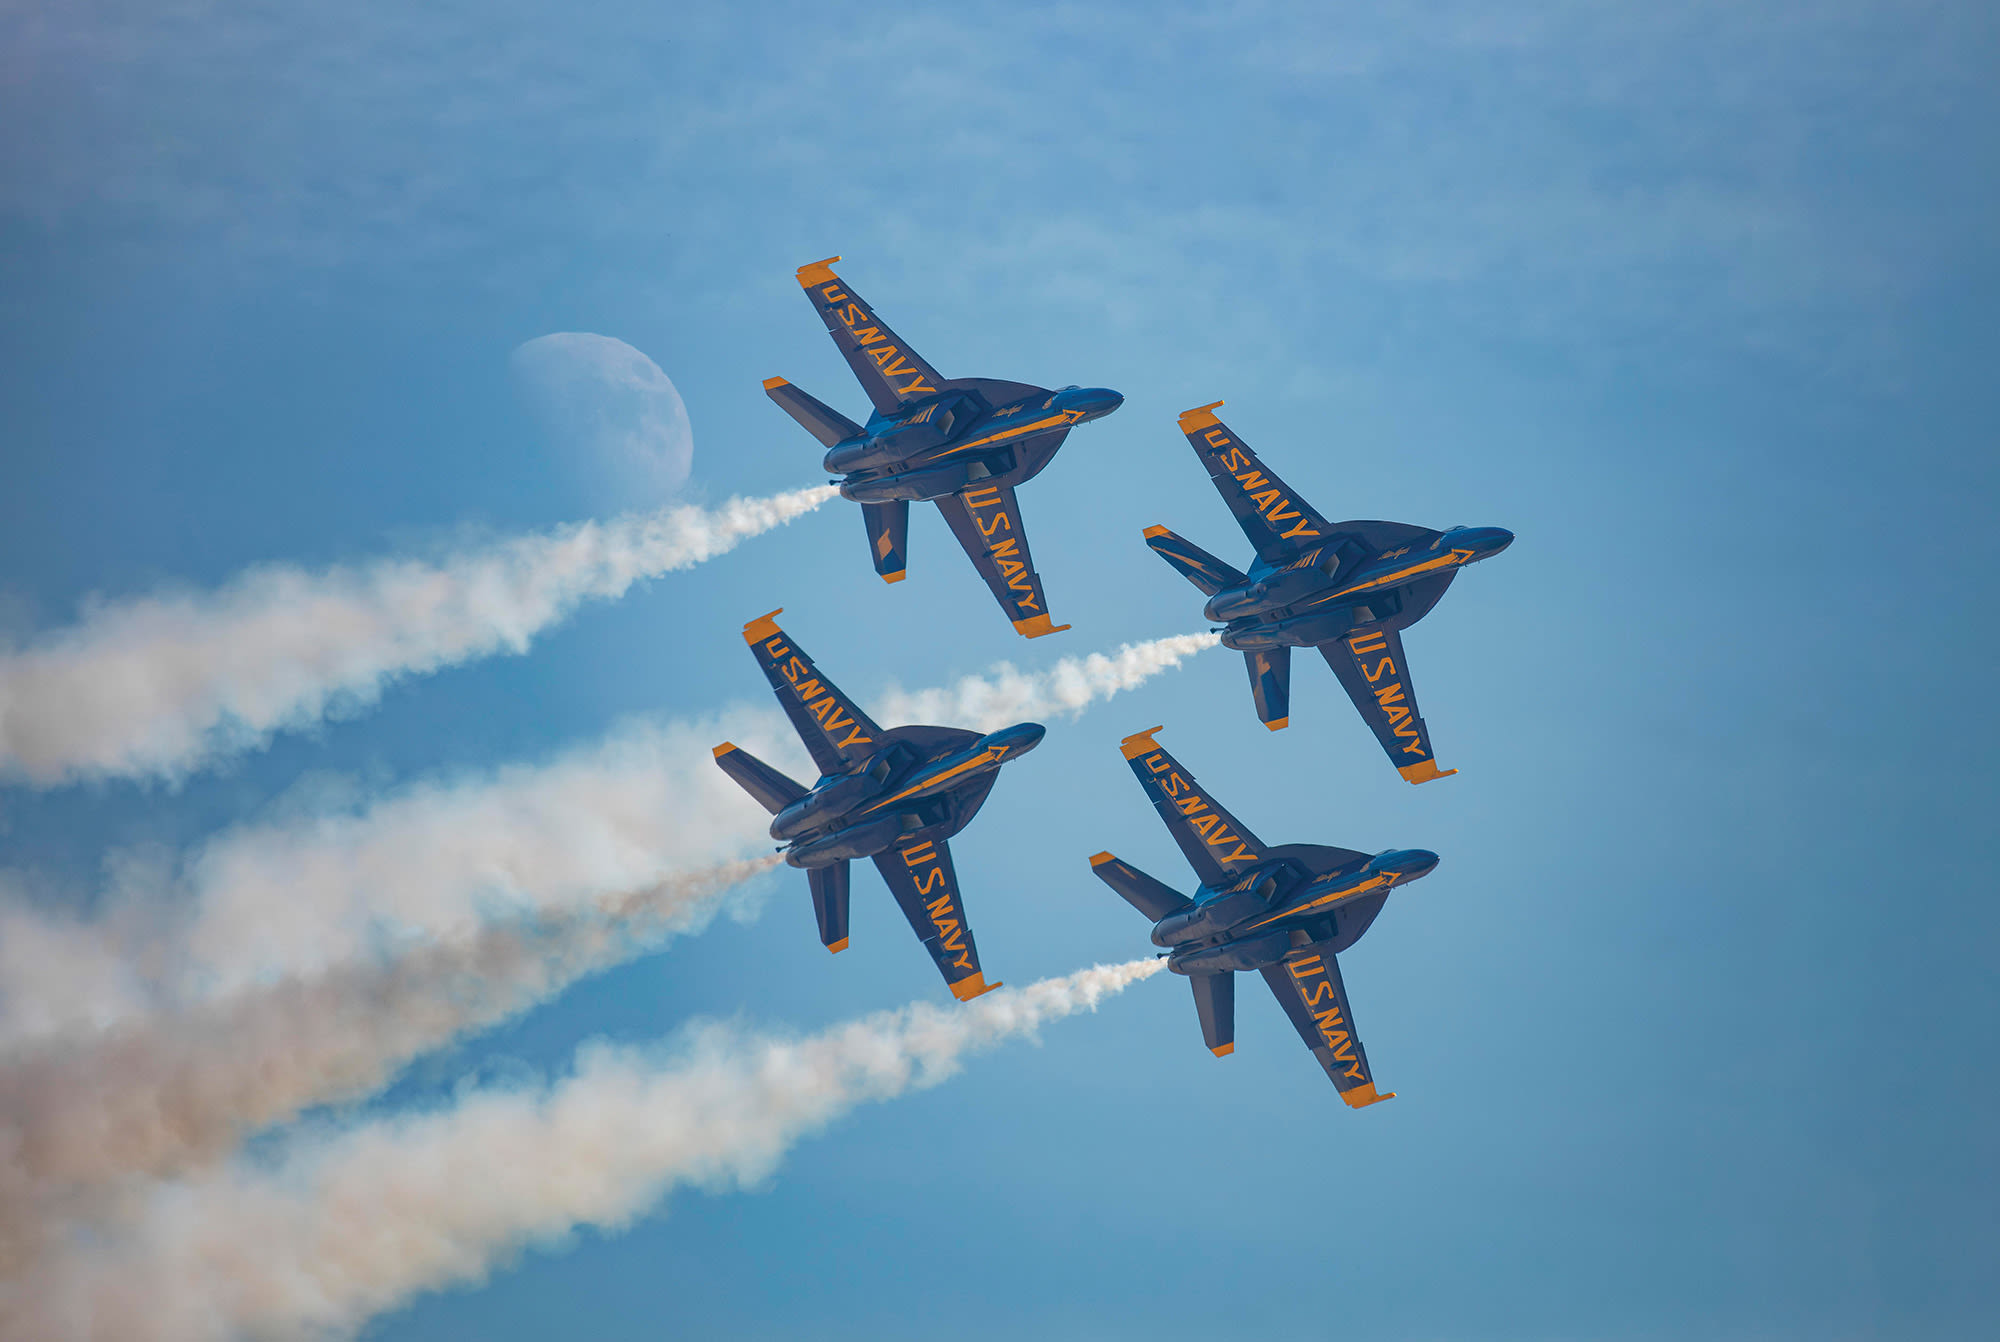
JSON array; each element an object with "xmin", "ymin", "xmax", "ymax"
[
  {"xmin": 764, "ymin": 258, "xmax": 1123, "ymax": 638},
  {"xmin": 721, "ymin": 259, "xmax": 1516, "ymax": 1108},
  {"xmin": 712, "ymin": 610, "xmax": 1043, "ymax": 1001},
  {"xmin": 1145, "ymin": 402, "xmax": 1512, "ymax": 782}
]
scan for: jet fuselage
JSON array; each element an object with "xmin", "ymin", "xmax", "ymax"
[
  {"xmin": 835, "ymin": 385, "xmax": 1123, "ymax": 503},
  {"xmin": 779, "ymin": 723, "xmax": 1045, "ymax": 869},
  {"xmin": 1156, "ymin": 848, "xmax": 1440, "ymax": 975},
  {"xmin": 1213, "ymin": 526, "xmax": 1514, "ymax": 651}
]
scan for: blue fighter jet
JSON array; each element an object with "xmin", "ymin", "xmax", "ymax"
[
  {"xmin": 1091, "ymin": 727, "xmax": 1438, "ymax": 1107},
  {"xmin": 763, "ymin": 257, "xmax": 1123, "ymax": 638},
  {"xmin": 712, "ymin": 610, "xmax": 1045, "ymax": 1001},
  {"xmin": 1145, "ymin": 402, "xmax": 1512, "ymax": 782}
]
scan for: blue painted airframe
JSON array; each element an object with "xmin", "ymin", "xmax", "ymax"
[
  {"xmin": 1091, "ymin": 727, "xmax": 1438, "ymax": 1107},
  {"xmin": 764, "ymin": 257, "xmax": 1123, "ymax": 638},
  {"xmin": 712, "ymin": 610, "xmax": 1044, "ymax": 1001},
  {"xmin": 1145, "ymin": 402, "xmax": 1513, "ymax": 783}
]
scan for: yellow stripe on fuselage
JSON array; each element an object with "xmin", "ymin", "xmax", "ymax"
[
  {"xmin": 1238, "ymin": 872, "xmax": 1395, "ymax": 931},
  {"xmin": 1323, "ymin": 549, "xmax": 1476, "ymax": 601},
  {"xmin": 931, "ymin": 410, "xmax": 1083, "ymax": 458},
  {"xmin": 856, "ymin": 746, "xmax": 1005, "ymax": 816}
]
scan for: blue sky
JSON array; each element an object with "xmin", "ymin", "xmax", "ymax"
[{"xmin": 3, "ymin": 1, "xmax": 1996, "ymax": 1337}]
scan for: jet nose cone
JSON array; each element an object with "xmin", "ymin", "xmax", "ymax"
[
  {"xmin": 1368, "ymin": 849, "xmax": 1441, "ymax": 881},
  {"xmin": 1454, "ymin": 526, "xmax": 1514, "ymax": 560},
  {"xmin": 1062, "ymin": 387, "xmax": 1124, "ymax": 421},
  {"xmin": 984, "ymin": 722, "xmax": 1047, "ymax": 757}
]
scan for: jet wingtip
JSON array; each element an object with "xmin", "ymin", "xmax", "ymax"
[
  {"xmin": 879, "ymin": 570, "xmax": 907, "ymax": 584},
  {"xmin": 1210, "ymin": 1043, "xmax": 1236, "ymax": 1057},
  {"xmin": 712, "ymin": 742, "xmax": 737, "ymax": 760},
  {"xmin": 1341, "ymin": 1082, "xmax": 1397, "ymax": 1109},
  {"xmin": 1397, "ymin": 760, "xmax": 1458, "ymax": 785},
  {"xmin": 1177, "ymin": 401, "xmax": 1226, "ymax": 433},
  {"xmin": 1264, "ymin": 717, "xmax": 1290, "ymax": 732},
  {"xmin": 742, "ymin": 609, "xmax": 785, "ymax": 644},
  {"xmin": 1119, "ymin": 726, "xmax": 1167, "ymax": 760},
  {"xmin": 1142, "ymin": 524, "xmax": 1172, "ymax": 541},
  {"xmin": 826, "ymin": 937, "xmax": 850, "ymax": 954},
  {"xmin": 950, "ymin": 973, "xmax": 1003, "ymax": 1002},
  {"xmin": 761, "ymin": 375, "xmax": 789, "ymax": 391},
  {"xmin": 1012, "ymin": 615, "xmax": 1071, "ymax": 639},
  {"xmin": 795, "ymin": 255, "xmax": 843, "ymax": 286},
  {"xmin": 1088, "ymin": 850, "xmax": 1118, "ymax": 868}
]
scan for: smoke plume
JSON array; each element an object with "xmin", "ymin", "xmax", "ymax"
[
  {"xmin": 0, "ymin": 858, "xmax": 779, "ymax": 1239},
  {"xmin": 10, "ymin": 960, "xmax": 1164, "ymax": 1342},
  {"xmin": 872, "ymin": 632, "xmax": 1220, "ymax": 732},
  {"xmin": 0, "ymin": 487, "xmax": 837, "ymax": 786}
]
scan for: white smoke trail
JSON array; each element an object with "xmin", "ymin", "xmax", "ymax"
[
  {"xmin": 0, "ymin": 487, "xmax": 838, "ymax": 787},
  {"xmin": 872, "ymin": 632, "xmax": 1220, "ymax": 732},
  {"xmin": 0, "ymin": 632, "xmax": 1210, "ymax": 1046},
  {"xmin": 10, "ymin": 960, "xmax": 1164, "ymax": 1342},
  {"xmin": 0, "ymin": 857, "xmax": 779, "ymax": 1234},
  {"xmin": 0, "ymin": 708, "xmax": 798, "ymax": 1047}
]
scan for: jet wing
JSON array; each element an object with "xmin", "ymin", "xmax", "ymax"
[
  {"xmin": 935, "ymin": 484, "xmax": 1070, "ymax": 638},
  {"xmin": 1259, "ymin": 942, "xmax": 1394, "ymax": 1107},
  {"xmin": 1319, "ymin": 625, "xmax": 1456, "ymax": 784},
  {"xmin": 796, "ymin": 257, "xmax": 946, "ymax": 416},
  {"xmin": 1117, "ymin": 727, "xmax": 1267, "ymax": 887},
  {"xmin": 1177, "ymin": 402, "xmax": 1337, "ymax": 567},
  {"xmin": 871, "ymin": 836, "xmax": 1000, "ymax": 1001},
  {"xmin": 740, "ymin": 610, "xmax": 885, "ymax": 778}
]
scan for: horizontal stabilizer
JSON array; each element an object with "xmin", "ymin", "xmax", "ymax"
[
  {"xmin": 809, "ymin": 861, "xmax": 851, "ymax": 952},
  {"xmin": 1191, "ymin": 971, "xmax": 1235, "ymax": 1056},
  {"xmin": 712, "ymin": 742, "xmax": 808, "ymax": 815},
  {"xmin": 1245, "ymin": 647, "xmax": 1290, "ymax": 731},
  {"xmin": 1142, "ymin": 525, "xmax": 1246, "ymax": 598},
  {"xmin": 763, "ymin": 377, "xmax": 863, "ymax": 449},
  {"xmin": 862, "ymin": 500, "xmax": 909, "ymax": 582},
  {"xmin": 1089, "ymin": 852, "xmax": 1194, "ymax": 921}
]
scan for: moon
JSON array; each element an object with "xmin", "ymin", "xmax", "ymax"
[{"xmin": 509, "ymin": 333, "xmax": 693, "ymax": 508}]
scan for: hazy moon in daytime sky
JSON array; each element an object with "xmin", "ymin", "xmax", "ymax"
[{"xmin": 510, "ymin": 333, "xmax": 694, "ymax": 508}]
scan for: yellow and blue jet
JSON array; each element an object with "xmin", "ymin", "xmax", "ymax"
[
  {"xmin": 712, "ymin": 610, "xmax": 1044, "ymax": 1001},
  {"xmin": 763, "ymin": 257, "xmax": 1123, "ymax": 638},
  {"xmin": 1145, "ymin": 402, "xmax": 1513, "ymax": 783},
  {"xmin": 1091, "ymin": 727, "xmax": 1438, "ymax": 1107}
]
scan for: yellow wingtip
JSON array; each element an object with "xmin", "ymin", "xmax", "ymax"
[
  {"xmin": 761, "ymin": 376, "xmax": 789, "ymax": 391},
  {"xmin": 742, "ymin": 609, "xmax": 784, "ymax": 644},
  {"xmin": 950, "ymin": 973, "xmax": 1002, "ymax": 1002},
  {"xmin": 1088, "ymin": 851, "xmax": 1117, "ymax": 868},
  {"xmin": 1211, "ymin": 1043, "xmax": 1235, "ymax": 1057},
  {"xmin": 795, "ymin": 256, "xmax": 842, "ymax": 286},
  {"xmin": 712, "ymin": 742, "xmax": 737, "ymax": 759},
  {"xmin": 1178, "ymin": 400, "xmax": 1226, "ymax": 434},
  {"xmin": 826, "ymin": 937, "xmax": 849, "ymax": 954},
  {"xmin": 1142, "ymin": 524, "xmax": 1172, "ymax": 540},
  {"xmin": 880, "ymin": 570, "xmax": 907, "ymax": 584},
  {"xmin": 1012, "ymin": 615, "xmax": 1071, "ymax": 639},
  {"xmin": 1119, "ymin": 726, "xmax": 1166, "ymax": 761},
  {"xmin": 1264, "ymin": 717, "xmax": 1289, "ymax": 731},
  {"xmin": 1397, "ymin": 760, "xmax": 1458, "ymax": 785},
  {"xmin": 1341, "ymin": 1082, "xmax": 1397, "ymax": 1109}
]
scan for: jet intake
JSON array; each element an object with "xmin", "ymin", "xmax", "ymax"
[
  {"xmin": 769, "ymin": 770, "xmax": 891, "ymax": 841},
  {"xmin": 784, "ymin": 815, "xmax": 906, "ymax": 868},
  {"xmin": 1168, "ymin": 931, "xmax": 1291, "ymax": 976}
]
